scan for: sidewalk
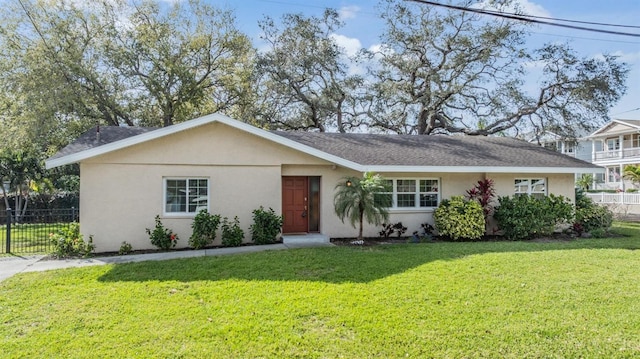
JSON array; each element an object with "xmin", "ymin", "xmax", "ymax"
[{"xmin": 0, "ymin": 242, "xmax": 333, "ymax": 283}]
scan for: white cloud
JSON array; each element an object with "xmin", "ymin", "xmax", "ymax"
[
  {"xmin": 368, "ymin": 43, "xmax": 394, "ymax": 58},
  {"xmin": 338, "ymin": 5, "xmax": 360, "ymax": 20},
  {"xmin": 474, "ymin": 0, "xmax": 551, "ymax": 18},
  {"xmin": 330, "ymin": 33, "xmax": 362, "ymax": 57}
]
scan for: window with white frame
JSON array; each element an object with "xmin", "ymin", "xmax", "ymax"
[
  {"xmin": 377, "ymin": 178, "xmax": 440, "ymax": 209},
  {"xmin": 514, "ymin": 178, "xmax": 546, "ymax": 199},
  {"xmin": 164, "ymin": 178, "xmax": 209, "ymax": 214},
  {"xmin": 607, "ymin": 167, "xmax": 621, "ymax": 183},
  {"xmin": 607, "ymin": 138, "xmax": 620, "ymax": 151}
]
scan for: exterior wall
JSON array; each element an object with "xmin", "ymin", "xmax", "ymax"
[
  {"xmin": 78, "ymin": 120, "xmax": 580, "ymax": 250},
  {"xmin": 80, "ymin": 122, "xmax": 332, "ymax": 252}
]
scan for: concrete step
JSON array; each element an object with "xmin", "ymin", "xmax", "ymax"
[{"xmin": 282, "ymin": 234, "xmax": 330, "ymax": 245}]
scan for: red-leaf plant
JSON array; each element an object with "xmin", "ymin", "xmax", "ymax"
[{"xmin": 466, "ymin": 178, "xmax": 496, "ymax": 220}]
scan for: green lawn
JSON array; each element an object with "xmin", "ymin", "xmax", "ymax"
[{"xmin": 1, "ymin": 223, "xmax": 639, "ymax": 358}]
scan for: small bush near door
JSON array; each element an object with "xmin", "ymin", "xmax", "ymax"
[
  {"xmin": 146, "ymin": 215, "xmax": 179, "ymax": 250},
  {"xmin": 221, "ymin": 216, "xmax": 244, "ymax": 247},
  {"xmin": 190, "ymin": 210, "xmax": 221, "ymax": 249},
  {"xmin": 250, "ymin": 206, "xmax": 283, "ymax": 244}
]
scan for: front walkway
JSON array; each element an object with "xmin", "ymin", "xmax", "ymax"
[{"xmin": 0, "ymin": 242, "xmax": 333, "ymax": 283}]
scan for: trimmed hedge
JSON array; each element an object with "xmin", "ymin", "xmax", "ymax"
[{"xmin": 434, "ymin": 196, "xmax": 485, "ymax": 241}]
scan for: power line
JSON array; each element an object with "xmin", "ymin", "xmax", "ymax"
[
  {"xmin": 481, "ymin": 8, "xmax": 640, "ymax": 29},
  {"xmin": 407, "ymin": 0, "xmax": 640, "ymax": 37},
  {"xmin": 612, "ymin": 108, "xmax": 640, "ymax": 116}
]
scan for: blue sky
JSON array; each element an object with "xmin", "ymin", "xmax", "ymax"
[{"xmin": 218, "ymin": 0, "xmax": 639, "ymax": 120}]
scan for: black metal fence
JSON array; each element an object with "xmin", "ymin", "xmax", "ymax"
[{"xmin": 1, "ymin": 208, "xmax": 78, "ymax": 254}]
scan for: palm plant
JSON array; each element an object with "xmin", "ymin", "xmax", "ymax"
[
  {"xmin": 575, "ymin": 174, "xmax": 595, "ymax": 191},
  {"xmin": 333, "ymin": 172, "xmax": 392, "ymax": 241},
  {"xmin": 623, "ymin": 165, "xmax": 640, "ymax": 188}
]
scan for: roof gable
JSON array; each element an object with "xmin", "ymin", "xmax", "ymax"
[
  {"xmin": 46, "ymin": 113, "xmax": 602, "ymax": 174},
  {"xmin": 588, "ymin": 119, "xmax": 640, "ymax": 138}
]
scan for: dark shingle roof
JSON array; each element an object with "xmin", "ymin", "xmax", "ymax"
[
  {"xmin": 273, "ymin": 131, "xmax": 598, "ymax": 168},
  {"xmin": 50, "ymin": 126, "xmax": 157, "ymax": 160},
  {"xmin": 50, "ymin": 123, "xmax": 599, "ymax": 169}
]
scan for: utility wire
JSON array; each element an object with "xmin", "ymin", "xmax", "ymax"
[
  {"xmin": 612, "ymin": 108, "xmax": 640, "ymax": 116},
  {"xmin": 407, "ymin": 0, "xmax": 640, "ymax": 37},
  {"xmin": 481, "ymin": 8, "xmax": 640, "ymax": 29}
]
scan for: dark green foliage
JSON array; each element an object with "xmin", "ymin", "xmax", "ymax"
[
  {"xmin": 50, "ymin": 222, "xmax": 94, "ymax": 258},
  {"xmin": 118, "ymin": 241, "xmax": 133, "ymax": 255},
  {"xmin": 146, "ymin": 215, "xmax": 178, "ymax": 250},
  {"xmin": 190, "ymin": 209, "xmax": 221, "ymax": 249},
  {"xmin": 434, "ymin": 196, "xmax": 485, "ymax": 241},
  {"xmin": 575, "ymin": 190, "xmax": 613, "ymax": 233},
  {"xmin": 379, "ymin": 222, "xmax": 407, "ymax": 239},
  {"xmin": 221, "ymin": 216, "xmax": 244, "ymax": 247},
  {"xmin": 494, "ymin": 194, "xmax": 574, "ymax": 240},
  {"xmin": 334, "ymin": 172, "xmax": 391, "ymax": 241},
  {"xmin": 250, "ymin": 206, "xmax": 283, "ymax": 245}
]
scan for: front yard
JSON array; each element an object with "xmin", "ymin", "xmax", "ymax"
[{"xmin": 1, "ymin": 223, "xmax": 639, "ymax": 358}]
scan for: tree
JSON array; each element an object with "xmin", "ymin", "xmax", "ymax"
[
  {"xmin": 576, "ymin": 173, "xmax": 595, "ymax": 191},
  {"xmin": 256, "ymin": 9, "xmax": 366, "ymax": 132},
  {"xmin": 333, "ymin": 172, "xmax": 391, "ymax": 241},
  {"xmin": 623, "ymin": 165, "xmax": 640, "ymax": 188},
  {"xmin": 0, "ymin": 147, "xmax": 44, "ymax": 222},
  {"xmin": 364, "ymin": 0, "xmax": 628, "ymax": 136},
  {"xmin": 0, "ymin": 0, "xmax": 254, "ymax": 141}
]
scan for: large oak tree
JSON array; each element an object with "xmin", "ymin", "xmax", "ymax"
[{"xmin": 364, "ymin": 0, "xmax": 628, "ymax": 136}]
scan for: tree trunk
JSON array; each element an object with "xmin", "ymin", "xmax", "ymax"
[{"xmin": 358, "ymin": 210, "xmax": 364, "ymax": 241}]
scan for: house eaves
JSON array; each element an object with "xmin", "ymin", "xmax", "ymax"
[
  {"xmin": 46, "ymin": 113, "xmax": 602, "ymax": 174},
  {"xmin": 45, "ymin": 113, "xmax": 364, "ymax": 171}
]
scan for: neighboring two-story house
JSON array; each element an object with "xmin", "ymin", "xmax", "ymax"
[
  {"xmin": 586, "ymin": 119, "xmax": 640, "ymax": 191},
  {"xmin": 527, "ymin": 130, "xmax": 597, "ymax": 183}
]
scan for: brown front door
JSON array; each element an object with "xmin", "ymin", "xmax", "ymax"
[{"xmin": 282, "ymin": 176, "xmax": 308, "ymax": 233}]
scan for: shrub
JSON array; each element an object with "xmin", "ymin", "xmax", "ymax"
[
  {"xmin": 50, "ymin": 223, "xmax": 95, "ymax": 258},
  {"xmin": 494, "ymin": 194, "xmax": 573, "ymax": 240},
  {"xmin": 146, "ymin": 215, "xmax": 178, "ymax": 250},
  {"xmin": 575, "ymin": 191, "xmax": 613, "ymax": 233},
  {"xmin": 466, "ymin": 178, "xmax": 496, "ymax": 220},
  {"xmin": 119, "ymin": 241, "xmax": 133, "ymax": 255},
  {"xmin": 189, "ymin": 210, "xmax": 221, "ymax": 249},
  {"xmin": 221, "ymin": 216, "xmax": 244, "ymax": 247},
  {"xmin": 379, "ymin": 222, "xmax": 408, "ymax": 239},
  {"xmin": 434, "ymin": 196, "xmax": 484, "ymax": 241},
  {"xmin": 250, "ymin": 206, "xmax": 283, "ymax": 245}
]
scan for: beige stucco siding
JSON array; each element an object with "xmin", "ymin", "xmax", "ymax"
[
  {"xmin": 80, "ymin": 122, "xmax": 334, "ymax": 252},
  {"xmin": 77, "ymin": 120, "xmax": 579, "ymax": 251},
  {"xmin": 81, "ymin": 163, "xmax": 284, "ymax": 252},
  {"xmin": 86, "ymin": 122, "xmax": 329, "ymax": 166}
]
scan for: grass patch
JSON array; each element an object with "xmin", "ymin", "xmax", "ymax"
[{"xmin": 1, "ymin": 224, "xmax": 639, "ymax": 357}]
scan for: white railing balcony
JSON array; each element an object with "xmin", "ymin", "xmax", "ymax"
[{"xmin": 593, "ymin": 147, "xmax": 640, "ymax": 161}]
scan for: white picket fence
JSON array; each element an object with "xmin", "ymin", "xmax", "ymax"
[{"xmin": 586, "ymin": 192, "xmax": 640, "ymax": 205}]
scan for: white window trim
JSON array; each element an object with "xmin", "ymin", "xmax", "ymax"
[
  {"xmin": 162, "ymin": 177, "xmax": 210, "ymax": 217},
  {"xmin": 381, "ymin": 178, "xmax": 441, "ymax": 212},
  {"xmin": 514, "ymin": 178, "xmax": 547, "ymax": 196}
]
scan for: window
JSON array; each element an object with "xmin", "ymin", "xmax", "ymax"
[
  {"xmin": 564, "ymin": 141, "xmax": 576, "ymax": 154},
  {"xmin": 164, "ymin": 178, "xmax": 209, "ymax": 214},
  {"xmin": 379, "ymin": 178, "xmax": 440, "ymax": 209},
  {"xmin": 515, "ymin": 178, "xmax": 546, "ymax": 199},
  {"xmin": 607, "ymin": 138, "xmax": 620, "ymax": 151},
  {"xmin": 607, "ymin": 167, "xmax": 621, "ymax": 183}
]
